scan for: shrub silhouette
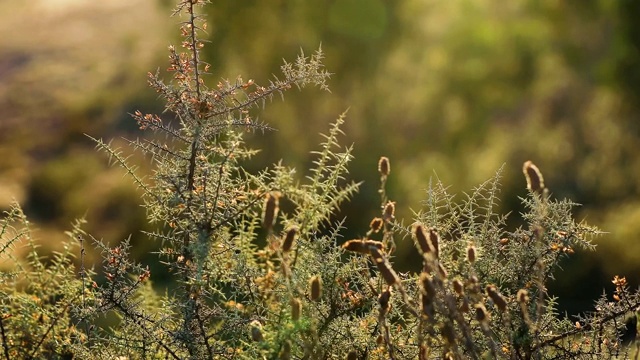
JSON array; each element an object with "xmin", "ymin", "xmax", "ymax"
[{"xmin": 1, "ymin": 1, "xmax": 639, "ymax": 359}]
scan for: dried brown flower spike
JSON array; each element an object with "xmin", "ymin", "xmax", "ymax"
[
  {"xmin": 486, "ymin": 285, "xmax": 508, "ymax": 312},
  {"xmin": 309, "ymin": 275, "xmax": 322, "ymax": 301},
  {"xmin": 413, "ymin": 223, "xmax": 432, "ymax": 255},
  {"xmin": 342, "ymin": 239, "xmax": 384, "ymax": 255},
  {"xmin": 262, "ymin": 191, "xmax": 281, "ymax": 230},
  {"xmin": 383, "ymin": 201, "xmax": 396, "ymax": 222},
  {"xmin": 369, "ymin": 247, "xmax": 400, "ymax": 286},
  {"xmin": 369, "ymin": 217, "xmax": 384, "ymax": 233},
  {"xmin": 378, "ymin": 156, "xmax": 390, "ymax": 177},
  {"xmin": 290, "ymin": 298, "xmax": 302, "ymax": 321},
  {"xmin": 523, "ymin": 161, "xmax": 545, "ymax": 194},
  {"xmin": 281, "ymin": 226, "xmax": 298, "ymax": 252},
  {"xmin": 466, "ymin": 244, "xmax": 477, "ymax": 264}
]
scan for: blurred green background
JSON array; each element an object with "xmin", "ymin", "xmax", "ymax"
[{"xmin": 1, "ymin": 0, "xmax": 639, "ymax": 314}]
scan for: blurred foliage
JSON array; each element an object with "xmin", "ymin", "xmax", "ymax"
[{"xmin": 1, "ymin": 0, "xmax": 639, "ymax": 314}]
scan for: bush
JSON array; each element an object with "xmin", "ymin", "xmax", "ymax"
[{"xmin": 1, "ymin": 1, "xmax": 639, "ymax": 359}]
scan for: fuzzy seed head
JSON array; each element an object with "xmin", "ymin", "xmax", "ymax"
[
  {"xmin": 420, "ymin": 273, "xmax": 436, "ymax": 300},
  {"xmin": 523, "ymin": 161, "xmax": 545, "ymax": 194},
  {"xmin": 369, "ymin": 217, "xmax": 384, "ymax": 233},
  {"xmin": 475, "ymin": 304, "xmax": 490, "ymax": 323},
  {"xmin": 282, "ymin": 226, "xmax": 298, "ymax": 252},
  {"xmin": 486, "ymin": 285, "xmax": 508, "ymax": 312},
  {"xmin": 413, "ymin": 223, "xmax": 432, "ymax": 255},
  {"xmin": 467, "ymin": 245, "xmax": 477, "ymax": 263},
  {"xmin": 342, "ymin": 239, "xmax": 384, "ymax": 255},
  {"xmin": 437, "ymin": 263, "xmax": 448, "ymax": 280},
  {"xmin": 378, "ymin": 288, "xmax": 392, "ymax": 314},
  {"xmin": 459, "ymin": 298, "xmax": 470, "ymax": 313},
  {"xmin": 250, "ymin": 320, "xmax": 264, "ymax": 342},
  {"xmin": 517, "ymin": 289, "xmax": 529, "ymax": 304},
  {"xmin": 279, "ymin": 340, "xmax": 291, "ymax": 360},
  {"xmin": 378, "ymin": 156, "xmax": 390, "ymax": 177},
  {"xmin": 370, "ymin": 248, "xmax": 400, "ymax": 286},
  {"xmin": 429, "ymin": 228, "xmax": 440, "ymax": 259},
  {"xmin": 441, "ymin": 322, "xmax": 456, "ymax": 345},
  {"xmin": 383, "ymin": 201, "xmax": 396, "ymax": 222},
  {"xmin": 290, "ymin": 298, "xmax": 302, "ymax": 321},
  {"xmin": 262, "ymin": 192, "xmax": 281, "ymax": 230},
  {"xmin": 309, "ymin": 276, "xmax": 322, "ymax": 301},
  {"xmin": 453, "ymin": 279, "xmax": 464, "ymax": 295}
]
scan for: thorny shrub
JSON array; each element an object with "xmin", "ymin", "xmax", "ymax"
[{"xmin": 1, "ymin": 1, "xmax": 639, "ymax": 359}]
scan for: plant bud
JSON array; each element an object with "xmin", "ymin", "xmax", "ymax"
[
  {"xmin": 475, "ymin": 304, "xmax": 490, "ymax": 323},
  {"xmin": 279, "ymin": 340, "xmax": 291, "ymax": 360},
  {"xmin": 523, "ymin": 161, "xmax": 545, "ymax": 194},
  {"xmin": 369, "ymin": 217, "xmax": 384, "ymax": 233},
  {"xmin": 383, "ymin": 201, "xmax": 396, "ymax": 222},
  {"xmin": 250, "ymin": 320, "xmax": 264, "ymax": 342},
  {"xmin": 517, "ymin": 289, "xmax": 529, "ymax": 304},
  {"xmin": 309, "ymin": 275, "xmax": 322, "ymax": 301},
  {"xmin": 441, "ymin": 322, "xmax": 456, "ymax": 345},
  {"xmin": 428, "ymin": 228, "xmax": 440, "ymax": 259},
  {"xmin": 282, "ymin": 226, "xmax": 298, "ymax": 252},
  {"xmin": 413, "ymin": 223, "xmax": 432, "ymax": 254},
  {"xmin": 262, "ymin": 192, "xmax": 281, "ymax": 230},
  {"xmin": 370, "ymin": 247, "xmax": 400, "ymax": 286},
  {"xmin": 342, "ymin": 239, "xmax": 384, "ymax": 255},
  {"xmin": 420, "ymin": 273, "xmax": 436, "ymax": 301},
  {"xmin": 467, "ymin": 245, "xmax": 477, "ymax": 263},
  {"xmin": 453, "ymin": 279, "xmax": 464, "ymax": 296},
  {"xmin": 378, "ymin": 156, "xmax": 390, "ymax": 177},
  {"xmin": 378, "ymin": 288, "xmax": 392, "ymax": 314},
  {"xmin": 459, "ymin": 298, "xmax": 470, "ymax": 313},
  {"xmin": 437, "ymin": 262, "xmax": 448, "ymax": 280},
  {"xmin": 486, "ymin": 285, "xmax": 508, "ymax": 312},
  {"xmin": 290, "ymin": 298, "xmax": 302, "ymax": 321},
  {"xmin": 419, "ymin": 344, "xmax": 429, "ymax": 360}
]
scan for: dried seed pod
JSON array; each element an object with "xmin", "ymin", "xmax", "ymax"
[
  {"xmin": 376, "ymin": 334, "xmax": 384, "ymax": 345},
  {"xmin": 290, "ymin": 298, "xmax": 302, "ymax": 321},
  {"xmin": 486, "ymin": 285, "xmax": 508, "ymax": 312},
  {"xmin": 279, "ymin": 340, "xmax": 291, "ymax": 360},
  {"xmin": 413, "ymin": 223, "xmax": 432, "ymax": 254},
  {"xmin": 378, "ymin": 156, "xmax": 390, "ymax": 177},
  {"xmin": 262, "ymin": 192, "xmax": 281, "ymax": 229},
  {"xmin": 428, "ymin": 228, "xmax": 440, "ymax": 259},
  {"xmin": 459, "ymin": 297, "xmax": 470, "ymax": 313},
  {"xmin": 419, "ymin": 344, "xmax": 429, "ymax": 360},
  {"xmin": 475, "ymin": 304, "xmax": 490, "ymax": 323},
  {"xmin": 370, "ymin": 247, "xmax": 400, "ymax": 286},
  {"xmin": 369, "ymin": 217, "xmax": 384, "ymax": 233},
  {"xmin": 378, "ymin": 288, "xmax": 392, "ymax": 314},
  {"xmin": 346, "ymin": 351, "xmax": 358, "ymax": 360},
  {"xmin": 342, "ymin": 239, "xmax": 384, "ymax": 255},
  {"xmin": 436, "ymin": 262, "xmax": 448, "ymax": 280},
  {"xmin": 523, "ymin": 161, "xmax": 545, "ymax": 194},
  {"xmin": 441, "ymin": 322, "xmax": 456, "ymax": 345},
  {"xmin": 309, "ymin": 276, "xmax": 322, "ymax": 301},
  {"xmin": 282, "ymin": 226, "xmax": 298, "ymax": 252},
  {"xmin": 467, "ymin": 245, "xmax": 477, "ymax": 263},
  {"xmin": 453, "ymin": 279, "xmax": 464, "ymax": 296},
  {"xmin": 382, "ymin": 201, "xmax": 396, "ymax": 222},
  {"xmin": 420, "ymin": 273, "xmax": 436, "ymax": 301},
  {"xmin": 517, "ymin": 289, "xmax": 529, "ymax": 304},
  {"xmin": 250, "ymin": 320, "xmax": 264, "ymax": 342}
]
